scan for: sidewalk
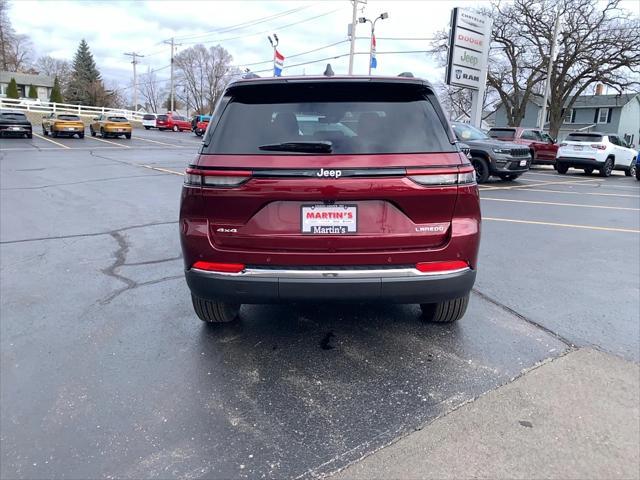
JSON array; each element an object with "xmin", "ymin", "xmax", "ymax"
[{"xmin": 332, "ymin": 348, "xmax": 640, "ymax": 480}]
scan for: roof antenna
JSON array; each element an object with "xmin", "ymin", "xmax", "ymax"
[{"xmin": 324, "ymin": 63, "xmax": 334, "ymax": 77}]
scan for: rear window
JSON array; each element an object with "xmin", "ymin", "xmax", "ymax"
[
  {"xmin": 565, "ymin": 133, "xmax": 603, "ymax": 143},
  {"xmin": 488, "ymin": 128, "xmax": 516, "ymax": 139},
  {"xmin": 204, "ymin": 82, "xmax": 454, "ymax": 155},
  {"xmin": 58, "ymin": 115, "xmax": 80, "ymax": 121},
  {"xmin": 107, "ymin": 116, "xmax": 128, "ymax": 122},
  {"xmin": 0, "ymin": 112, "xmax": 27, "ymax": 121},
  {"xmin": 157, "ymin": 115, "xmax": 168, "ymax": 121},
  {"xmin": 143, "ymin": 114, "xmax": 156, "ymax": 120}
]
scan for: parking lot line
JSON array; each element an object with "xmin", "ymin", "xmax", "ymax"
[
  {"xmin": 481, "ymin": 197, "xmax": 640, "ymax": 211},
  {"xmin": 32, "ymin": 133, "xmax": 70, "ymax": 149},
  {"xmin": 86, "ymin": 136, "xmax": 130, "ymax": 148},
  {"xmin": 484, "ymin": 217, "xmax": 640, "ymax": 234},
  {"xmin": 482, "ymin": 178, "xmax": 603, "ymax": 191},
  {"xmin": 140, "ymin": 165, "xmax": 184, "ymax": 175},
  {"xmin": 134, "ymin": 136, "xmax": 185, "ymax": 148},
  {"xmin": 513, "ymin": 187, "xmax": 639, "ymax": 198}
]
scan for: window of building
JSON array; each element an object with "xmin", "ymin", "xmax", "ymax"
[
  {"xmin": 564, "ymin": 108, "xmax": 576, "ymax": 124},
  {"xmin": 597, "ymin": 108, "xmax": 610, "ymax": 124}
]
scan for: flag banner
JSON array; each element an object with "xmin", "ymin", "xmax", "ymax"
[
  {"xmin": 370, "ymin": 35, "xmax": 377, "ymax": 69},
  {"xmin": 274, "ymin": 49, "xmax": 285, "ymax": 77}
]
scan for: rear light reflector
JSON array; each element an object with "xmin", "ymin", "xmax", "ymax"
[
  {"xmin": 192, "ymin": 261, "xmax": 245, "ymax": 273},
  {"xmin": 590, "ymin": 144, "xmax": 606, "ymax": 150},
  {"xmin": 184, "ymin": 168, "xmax": 252, "ymax": 187},
  {"xmin": 416, "ymin": 260, "xmax": 469, "ymax": 273},
  {"xmin": 407, "ymin": 167, "xmax": 476, "ymax": 186}
]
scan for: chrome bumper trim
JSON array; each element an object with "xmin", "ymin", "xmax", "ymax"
[{"xmin": 190, "ymin": 266, "xmax": 471, "ymax": 279}]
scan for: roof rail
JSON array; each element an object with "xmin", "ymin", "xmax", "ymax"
[{"xmin": 398, "ymin": 72, "xmax": 414, "ymax": 78}]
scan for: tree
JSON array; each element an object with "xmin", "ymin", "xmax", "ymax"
[
  {"xmin": 0, "ymin": 0, "xmax": 32, "ymax": 72},
  {"xmin": 35, "ymin": 55, "xmax": 71, "ymax": 91},
  {"xmin": 49, "ymin": 76, "xmax": 63, "ymax": 103},
  {"xmin": 162, "ymin": 94, "xmax": 181, "ymax": 112},
  {"xmin": 66, "ymin": 39, "xmax": 110, "ymax": 106},
  {"xmin": 139, "ymin": 67, "xmax": 165, "ymax": 113},
  {"xmin": 174, "ymin": 44, "xmax": 240, "ymax": 114},
  {"xmin": 436, "ymin": 82, "xmax": 498, "ymax": 123},
  {"xmin": 5, "ymin": 77, "xmax": 19, "ymax": 98},
  {"xmin": 27, "ymin": 84, "xmax": 37, "ymax": 98}
]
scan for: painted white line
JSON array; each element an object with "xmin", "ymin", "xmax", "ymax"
[
  {"xmin": 32, "ymin": 132, "xmax": 70, "ymax": 149},
  {"xmin": 133, "ymin": 136, "xmax": 184, "ymax": 148},
  {"xmin": 140, "ymin": 165, "xmax": 184, "ymax": 176},
  {"xmin": 484, "ymin": 217, "xmax": 639, "ymax": 234},
  {"xmin": 481, "ymin": 197, "xmax": 640, "ymax": 211},
  {"xmin": 486, "ymin": 178, "xmax": 603, "ymax": 190},
  {"xmin": 86, "ymin": 135, "xmax": 129, "ymax": 148},
  {"xmin": 513, "ymin": 187, "xmax": 639, "ymax": 199}
]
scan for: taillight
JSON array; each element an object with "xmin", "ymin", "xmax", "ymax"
[
  {"xmin": 184, "ymin": 168, "xmax": 252, "ymax": 187},
  {"xmin": 192, "ymin": 261, "xmax": 245, "ymax": 273},
  {"xmin": 591, "ymin": 144, "xmax": 606, "ymax": 150},
  {"xmin": 407, "ymin": 166, "xmax": 476, "ymax": 186},
  {"xmin": 416, "ymin": 260, "xmax": 469, "ymax": 273}
]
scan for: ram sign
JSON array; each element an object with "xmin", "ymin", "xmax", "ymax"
[{"xmin": 446, "ymin": 8, "xmax": 491, "ymax": 90}]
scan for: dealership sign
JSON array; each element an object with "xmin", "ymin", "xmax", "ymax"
[{"xmin": 446, "ymin": 8, "xmax": 491, "ymax": 90}]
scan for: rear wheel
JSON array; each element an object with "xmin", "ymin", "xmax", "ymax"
[
  {"xmin": 625, "ymin": 160, "xmax": 636, "ymax": 177},
  {"xmin": 583, "ymin": 167, "xmax": 594, "ymax": 175},
  {"xmin": 191, "ymin": 294, "xmax": 240, "ymax": 323},
  {"xmin": 100, "ymin": 128, "xmax": 107, "ymax": 138},
  {"xmin": 42, "ymin": 125, "xmax": 48, "ymax": 136},
  {"xmin": 26, "ymin": 133, "xmax": 32, "ymax": 139},
  {"xmin": 556, "ymin": 164, "xmax": 569, "ymax": 174},
  {"xmin": 125, "ymin": 133, "xmax": 131, "ymax": 139},
  {"xmin": 90, "ymin": 126, "xmax": 96, "ymax": 137},
  {"xmin": 421, "ymin": 295, "xmax": 469, "ymax": 323},
  {"xmin": 172, "ymin": 125, "xmax": 179, "ymax": 132},
  {"xmin": 471, "ymin": 157, "xmax": 490, "ymax": 183},
  {"xmin": 599, "ymin": 157, "xmax": 614, "ymax": 177},
  {"xmin": 78, "ymin": 132, "xmax": 84, "ymax": 139},
  {"xmin": 144, "ymin": 126, "xmax": 150, "ymax": 130}
]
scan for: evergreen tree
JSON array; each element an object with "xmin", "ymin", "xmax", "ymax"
[
  {"xmin": 49, "ymin": 76, "xmax": 63, "ymax": 103},
  {"xmin": 5, "ymin": 77, "xmax": 19, "ymax": 98},
  {"xmin": 66, "ymin": 39, "xmax": 105, "ymax": 105},
  {"xmin": 28, "ymin": 84, "xmax": 37, "ymax": 98}
]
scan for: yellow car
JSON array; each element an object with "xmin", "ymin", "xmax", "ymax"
[
  {"xmin": 42, "ymin": 113, "xmax": 85, "ymax": 138},
  {"xmin": 90, "ymin": 114, "xmax": 132, "ymax": 139}
]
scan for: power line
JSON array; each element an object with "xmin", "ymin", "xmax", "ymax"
[{"xmin": 237, "ymin": 39, "xmax": 350, "ymax": 68}]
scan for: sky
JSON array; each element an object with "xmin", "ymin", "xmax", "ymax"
[{"xmin": 6, "ymin": 0, "xmax": 640, "ymax": 100}]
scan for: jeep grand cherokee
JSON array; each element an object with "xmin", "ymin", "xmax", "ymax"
[{"xmin": 180, "ymin": 76, "xmax": 481, "ymax": 324}]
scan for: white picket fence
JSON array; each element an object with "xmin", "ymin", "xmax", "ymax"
[{"xmin": 0, "ymin": 97, "xmax": 145, "ymax": 121}]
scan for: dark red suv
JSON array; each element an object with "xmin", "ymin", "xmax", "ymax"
[
  {"xmin": 156, "ymin": 113, "xmax": 191, "ymax": 132},
  {"xmin": 180, "ymin": 76, "xmax": 481, "ymax": 324}
]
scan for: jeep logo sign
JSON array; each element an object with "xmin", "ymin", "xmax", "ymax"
[{"xmin": 316, "ymin": 168, "xmax": 342, "ymax": 178}]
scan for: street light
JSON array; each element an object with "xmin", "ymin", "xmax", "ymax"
[{"xmin": 359, "ymin": 12, "xmax": 388, "ymax": 75}]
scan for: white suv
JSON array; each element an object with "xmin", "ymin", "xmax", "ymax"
[
  {"xmin": 556, "ymin": 132, "xmax": 637, "ymax": 177},
  {"xmin": 142, "ymin": 113, "xmax": 157, "ymax": 130}
]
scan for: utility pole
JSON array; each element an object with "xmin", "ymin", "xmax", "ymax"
[
  {"xmin": 359, "ymin": 12, "xmax": 388, "ymax": 76},
  {"xmin": 347, "ymin": 0, "xmax": 359, "ymax": 75},
  {"xmin": 539, "ymin": 10, "xmax": 561, "ymax": 131},
  {"xmin": 163, "ymin": 38, "xmax": 176, "ymax": 112},
  {"xmin": 268, "ymin": 34, "xmax": 279, "ymax": 77},
  {"xmin": 124, "ymin": 52, "xmax": 144, "ymax": 111}
]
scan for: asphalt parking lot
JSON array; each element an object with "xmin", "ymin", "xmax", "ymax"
[{"xmin": 1, "ymin": 129, "xmax": 639, "ymax": 479}]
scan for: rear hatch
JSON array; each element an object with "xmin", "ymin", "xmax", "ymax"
[
  {"xmin": 559, "ymin": 133, "xmax": 605, "ymax": 158},
  {"xmin": 187, "ymin": 79, "xmax": 469, "ymax": 253},
  {"xmin": 54, "ymin": 114, "xmax": 84, "ymax": 131}
]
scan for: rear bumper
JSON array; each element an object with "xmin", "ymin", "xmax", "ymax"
[
  {"xmin": 185, "ymin": 266, "xmax": 476, "ymax": 304},
  {"xmin": 556, "ymin": 157, "xmax": 603, "ymax": 168}
]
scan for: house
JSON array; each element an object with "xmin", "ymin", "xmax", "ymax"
[
  {"xmin": 493, "ymin": 90, "xmax": 640, "ymax": 145},
  {"xmin": 0, "ymin": 71, "xmax": 55, "ymax": 101}
]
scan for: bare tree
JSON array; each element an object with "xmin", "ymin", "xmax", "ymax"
[
  {"xmin": 138, "ymin": 67, "xmax": 165, "ymax": 113},
  {"xmin": 35, "ymin": 55, "xmax": 71, "ymax": 93},
  {"xmin": 174, "ymin": 44, "xmax": 240, "ymax": 114},
  {"xmin": 435, "ymin": 82, "xmax": 498, "ymax": 123},
  {"xmin": 0, "ymin": 0, "xmax": 32, "ymax": 72}
]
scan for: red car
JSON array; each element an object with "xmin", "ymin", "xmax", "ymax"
[
  {"xmin": 156, "ymin": 113, "xmax": 191, "ymax": 132},
  {"xmin": 179, "ymin": 75, "xmax": 481, "ymax": 324},
  {"xmin": 194, "ymin": 116, "xmax": 210, "ymax": 136},
  {"xmin": 487, "ymin": 127, "xmax": 558, "ymax": 165}
]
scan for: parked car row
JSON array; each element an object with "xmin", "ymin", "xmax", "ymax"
[{"xmin": 142, "ymin": 112, "xmax": 211, "ymax": 136}]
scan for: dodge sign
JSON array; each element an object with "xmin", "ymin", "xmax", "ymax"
[{"xmin": 446, "ymin": 8, "xmax": 491, "ymax": 90}]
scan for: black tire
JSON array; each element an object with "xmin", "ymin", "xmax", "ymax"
[
  {"xmin": 172, "ymin": 125, "xmax": 179, "ymax": 132},
  {"xmin": 191, "ymin": 294, "xmax": 240, "ymax": 323},
  {"xmin": 78, "ymin": 132, "xmax": 85, "ymax": 139},
  {"xmin": 624, "ymin": 160, "xmax": 636, "ymax": 177},
  {"xmin": 471, "ymin": 157, "xmax": 490, "ymax": 183},
  {"xmin": 26, "ymin": 133, "xmax": 32, "ymax": 139},
  {"xmin": 583, "ymin": 167, "xmax": 594, "ymax": 175},
  {"xmin": 42, "ymin": 125, "xmax": 48, "ymax": 136},
  {"xmin": 100, "ymin": 128, "xmax": 107, "ymax": 138},
  {"xmin": 90, "ymin": 127, "xmax": 96, "ymax": 137},
  {"xmin": 599, "ymin": 157, "xmax": 614, "ymax": 177},
  {"xmin": 499, "ymin": 174, "xmax": 520, "ymax": 181},
  {"xmin": 52, "ymin": 130, "xmax": 58, "ymax": 138},
  {"xmin": 556, "ymin": 163, "xmax": 569, "ymax": 174},
  {"xmin": 144, "ymin": 126, "xmax": 150, "ymax": 130},
  {"xmin": 125, "ymin": 133, "xmax": 131, "ymax": 139},
  {"xmin": 421, "ymin": 295, "xmax": 470, "ymax": 323},
  {"xmin": 636, "ymin": 161, "xmax": 640, "ymax": 181}
]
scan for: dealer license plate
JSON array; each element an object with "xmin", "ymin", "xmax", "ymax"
[
  {"xmin": 574, "ymin": 145, "xmax": 583, "ymax": 151},
  {"xmin": 519, "ymin": 160, "xmax": 527, "ymax": 166},
  {"xmin": 66, "ymin": 127, "xmax": 75, "ymax": 131},
  {"xmin": 117, "ymin": 129, "xmax": 124, "ymax": 132},
  {"xmin": 301, "ymin": 204, "xmax": 357, "ymax": 234},
  {"xmin": 10, "ymin": 127, "xmax": 21, "ymax": 131}
]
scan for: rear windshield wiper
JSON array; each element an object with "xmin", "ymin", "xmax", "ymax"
[{"xmin": 258, "ymin": 141, "xmax": 332, "ymax": 153}]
